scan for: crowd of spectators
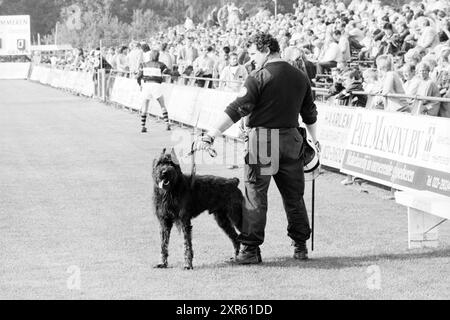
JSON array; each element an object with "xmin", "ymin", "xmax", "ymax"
[{"xmin": 36, "ymin": 0, "xmax": 450, "ymax": 118}]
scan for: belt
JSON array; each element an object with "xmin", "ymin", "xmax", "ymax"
[{"xmin": 143, "ymin": 80, "xmax": 162, "ymax": 84}]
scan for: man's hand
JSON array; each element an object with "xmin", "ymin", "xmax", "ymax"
[{"xmin": 192, "ymin": 133, "xmax": 217, "ymax": 157}]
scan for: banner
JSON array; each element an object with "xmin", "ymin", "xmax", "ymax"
[
  {"xmin": 315, "ymin": 102, "xmax": 356, "ymax": 168},
  {"xmin": 341, "ymin": 110, "xmax": 450, "ymax": 197},
  {"xmin": 165, "ymin": 85, "xmax": 201, "ymax": 125},
  {"xmin": 0, "ymin": 15, "xmax": 31, "ymax": 56},
  {"xmin": 195, "ymin": 88, "xmax": 241, "ymax": 138},
  {"xmin": 29, "ymin": 65, "xmax": 94, "ymax": 97},
  {"xmin": 0, "ymin": 62, "xmax": 30, "ymax": 79}
]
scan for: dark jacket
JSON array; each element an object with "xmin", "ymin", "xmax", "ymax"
[
  {"xmin": 224, "ymin": 60, "xmax": 317, "ymax": 128},
  {"xmin": 335, "ymin": 81, "xmax": 367, "ymax": 107}
]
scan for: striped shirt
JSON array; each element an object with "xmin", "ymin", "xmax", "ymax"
[{"xmin": 139, "ymin": 61, "xmax": 169, "ymax": 84}]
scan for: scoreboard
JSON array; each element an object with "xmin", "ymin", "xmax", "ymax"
[{"xmin": 0, "ymin": 15, "xmax": 31, "ymax": 56}]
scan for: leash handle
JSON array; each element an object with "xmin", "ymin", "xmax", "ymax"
[{"xmin": 187, "ymin": 144, "xmax": 217, "ymax": 158}]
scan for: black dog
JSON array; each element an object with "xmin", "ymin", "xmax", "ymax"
[{"xmin": 152, "ymin": 148, "xmax": 243, "ymax": 270}]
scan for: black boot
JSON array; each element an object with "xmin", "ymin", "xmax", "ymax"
[
  {"xmin": 232, "ymin": 245, "xmax": 262, "ymax": 265},
  {"xmin": 293, "ymin": 241, "xmax": 308, "ymax": 260}
]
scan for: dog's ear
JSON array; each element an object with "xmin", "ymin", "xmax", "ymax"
[
  {"xmin": 161, "ymin": 148, "xmax": 167, "ymax": 157},
  {"xmin": 170, "ymin": 148, "xmax": 180, "ymax": 165}
]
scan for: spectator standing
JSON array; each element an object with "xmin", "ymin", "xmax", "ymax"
[
  {"xmin": 105, "ymin": 48, "xmax": 116, "ymax": 69},
  {"xmin": 434, "ymin": 47, "xmax": 450, "ymax": 96},
  {"xmin": 219, "ymin": 52, "xmax": 248, "ymax": 92},
  {"xmin": 439, "ymin": 86, "xmax": 450, "ymax": 117},
  {"xmin": 193, "ymin": 46, "xmax": 215, "ymax": 88},
  {"xmin": 159, "ymin": 43, "xmax": 173, "ymax": 71},
  {"xmin": 317, "ymin": 33, "xmax": 341, "ymax": 74},
  {"xmin": 379, "ymin": 23, "xmax": 400, "ymax": 56},
  {"xmin": 128, "ymin": 42, "xmax": 144, "ymax": 78},
  {"xmin": 373, "ymin": 54, "xmax": 407, "ymax": 111},
  {"xmin": 179, "ymin": 37, "xmax": 199, "ymax": 70},
  {"xmin": 116, "ymin": 46, "xmax": 129, "ymax": 76},
  {"xmin": 334, "ymin": 29, "xmax": 351, "ymax": 68},
  {"xmin": 227, "ymin": 3, "xmax": 241, "ymax": 30},
  {"xmin": 412, "ymin": 61, "xmax": 441, "ymax": 116},
  {"xmin": 402, "ymin": 63, "xmax": 421, "ymax": 96},
  {"xmin": 218, "ymin": 4, "xmax": 229, "ymax": 29},
  {"xmin": 335, "ymin": 69, "xmax": 367, "ymax": 108},
  {"xmin": 416, "ymin": 18, "xmax": 439, "ymax": 50}
]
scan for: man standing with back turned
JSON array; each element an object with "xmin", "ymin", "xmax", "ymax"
[{"xmin": 195, "ymin": 33, "xmax": 319, "ymax": 264}]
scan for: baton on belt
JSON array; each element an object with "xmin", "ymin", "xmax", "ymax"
[{"xmin": 312, "ymin": 179, "xmax": 315, "ymax": 252}]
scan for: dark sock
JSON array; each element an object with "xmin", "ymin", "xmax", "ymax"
[{"xmin": 162, "ymin": 111, "xmax": 169, "ymax": 124}]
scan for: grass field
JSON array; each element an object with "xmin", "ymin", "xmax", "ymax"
[{"xmin": 1, "ymin": 80, "xmax": 449, "ymax": 300}]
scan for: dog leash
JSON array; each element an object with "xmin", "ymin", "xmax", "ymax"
[
  {"xmin": 186, "ymin": 104, "xmax": 218, "ymax": 188},
  {"xmin": 188, "ymin": 141, "xmax": 217, "ymax": 188}
]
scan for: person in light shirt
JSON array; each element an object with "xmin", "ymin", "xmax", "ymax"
[
  {"xmin": 193, "ymin": 46, "xmax": 215, "ymax": 88},
  {"xmin": 219, "ymin": 52, "xmax": 248, "ymax": 92},
  {"xmin": 402, "ymin": 63, "xmax": 421, "ymax": 96},
  {"xmin": 416, "ymin": 18, "xmax": 439, "ymax": 51},
  {"xmin": 317, "ymin": 33, "xmax": 341, "ymax": 74},
  {"xmin": 115, "ymin": 46, "xmax": 129, "ymax": 76},
  {"xmin": 128, "ymin": 42, "xmax": 143, "ymax": 78},
  {"xmin": 373, "ymin": 54, "xmax": 407, "ymax": 112},
  {"xmin": 158, "ymin": 43, "xmax": 173, "ymax": 71},
  {"xmin": 412, "ymin": 61, "xmax": 441, "ymax": 116},
  {"xmin": 334, "ymin": 29, "xmax": 351, "ymax": 68}
]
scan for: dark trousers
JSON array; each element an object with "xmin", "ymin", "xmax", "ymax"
[
  {"xmin": 316, "ymin": 61, "xmax": 337, "ymax": 74},
  {"xmin": 237, "ymin": 128, "xmax": 311, "ymax": 247}
]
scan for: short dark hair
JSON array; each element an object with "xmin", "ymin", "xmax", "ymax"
[
  {"xmin": 150, "ymin": 50, "xmax": 160, "ymax": 62},
  {"xmin": 141, "ymin": 44, "xmax": 151, "ymax": 53},
  {"xmin": 383, "ymin": 23, "xmax": 393, "ymax": 31},
  {"xmin": 223, "ymin": 46, "xmax": 231, "ymax": 54},
  {"xmin": 346, "ymin": 68, "xmax": 362, "ymax": 81},
  {"xmin": 247, "ymin": 32, "xmax": 280, "ymax": 54}
]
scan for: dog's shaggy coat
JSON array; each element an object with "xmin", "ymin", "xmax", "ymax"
[{"xmin": 152, "ymin": 149, "xmax": 243, "ymax": 269}]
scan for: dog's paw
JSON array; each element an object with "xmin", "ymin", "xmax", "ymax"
[{"xmin": 154, "ymin": 263, "xmax": 168, "ymax": 269}]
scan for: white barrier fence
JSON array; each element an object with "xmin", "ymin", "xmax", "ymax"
[
  {"xmin": 28, "ymin": 66, "xmax": 450, "ymax": 198},
  {"xmin": 0, "ymin": 62, "xmax": 31, "ymax": 79},
  {"xmin": 30, "ymin": 65, "xmax": 94, "ymax": 97},
  {"xmin": 108, "ymin": 74, "xmax": 242, "ymax": 139}
]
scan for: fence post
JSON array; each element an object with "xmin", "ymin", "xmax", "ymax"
[{"xmin": 101, "ymin": 69, "xmax": 106, "ymax": 102}]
